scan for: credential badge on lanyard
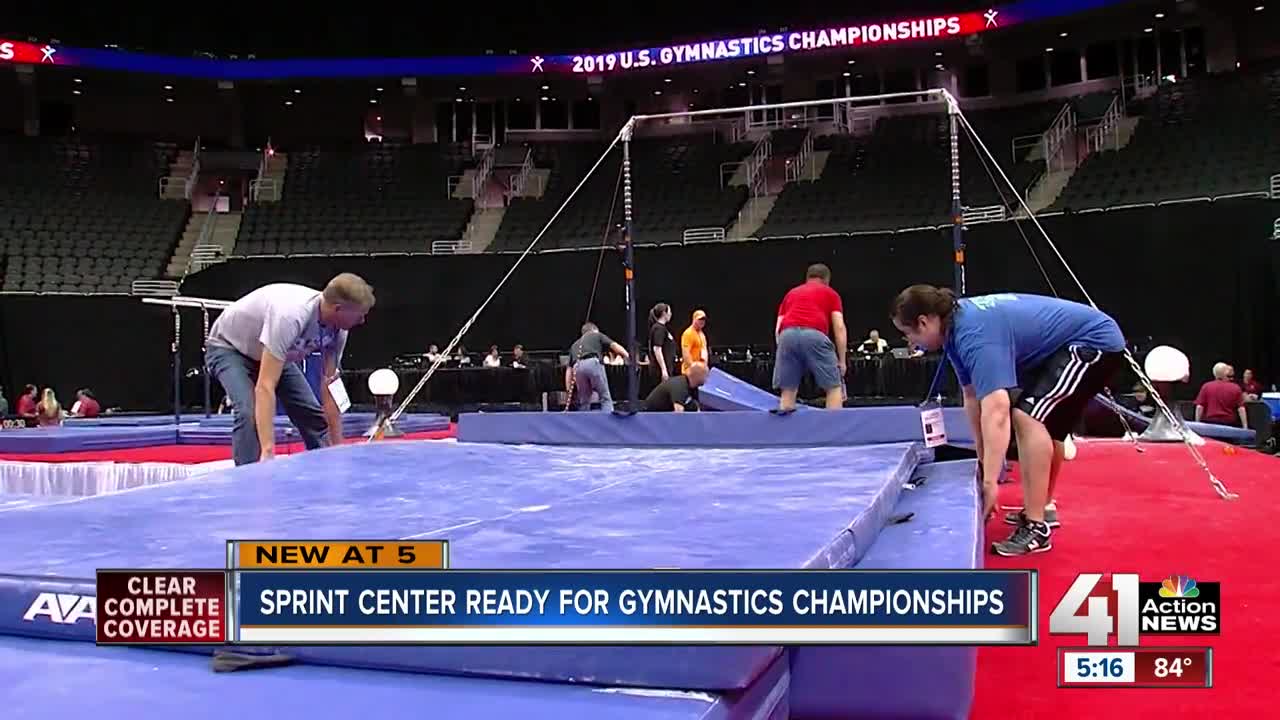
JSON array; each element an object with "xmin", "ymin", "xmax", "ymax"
[{"xmin": 919, "ymin": 353, "xmax": 949, "ymax": 448}]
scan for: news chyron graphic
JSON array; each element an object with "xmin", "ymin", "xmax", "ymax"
[
  {"xmin": 85, "ymin": 540, "xmax": 1036, "ymax": 646},
  {"xmin": 1049, "ymin": 573, "xmax": 1218, "ymax": 688}
]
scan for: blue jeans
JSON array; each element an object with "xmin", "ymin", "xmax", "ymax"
[
  {"xmin": 773, "ymin": 327, "xmax": 843, "ymax": 391},
  {"xmin": 206, "ymin": 345, "xmax": 329, "ymax": 466},
  {"xmin": 573, "ymin": 358, "xmax": 613, "ymax": 412}
]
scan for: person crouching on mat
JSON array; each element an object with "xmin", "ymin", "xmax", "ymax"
[
  {"xmin": 891, "ymin": 285, "xmax": 1125, "ymax": 556},
  {"xmin": 571, "ymin": 322, "xmax": 628, "ymax": 412},
  {"xmin": 773, "ymin": 263, "xmax": 848, "ymax": 412},
  {"xmin": 206, "ymin": 273, "xmax": 375, "ymax": 465},
  {"xmin": 644, "ymin": 362, "xmax": 708, "ymax": 412}
]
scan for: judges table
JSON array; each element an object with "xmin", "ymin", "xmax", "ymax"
[{"xmin": 341, "ymin": 353, "xmax": 950, "ymax": 410}]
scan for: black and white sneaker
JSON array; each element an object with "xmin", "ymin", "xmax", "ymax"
[
  {"xmin": 992, "ymin": 521, "xmax": 1052, "ymax": 556},
  {"xmin": 1003, "ymin": 508, "xmax": 1060, "ymax": 529}
]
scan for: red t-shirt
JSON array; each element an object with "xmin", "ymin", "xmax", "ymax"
[
  {"xmin": 77, "ymin": 397, "xmax": 101, "ymax": 418},
  {"xmin": 1195, "ymin": 380, "xmax": 1243, "ymax": 424},
  {"xmin": 16, "ymin": 395, "xmax": 36, "ymax": 416},
  {"xmin": 1242, "ymin": 379, "xmax": 1262, "ymax": 396},
  {"xmin": 777, "ymin": 281, "xmax": 843, "ymax": 336}
]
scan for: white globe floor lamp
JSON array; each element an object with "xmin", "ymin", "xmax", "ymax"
[{"xmin": 367, "ymin": 368, "xmax": 403, "ymax": 439}]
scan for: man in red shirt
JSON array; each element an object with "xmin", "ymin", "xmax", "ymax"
[
  {"xmin": 773, "ymin": 263, "xmax": 848, "ymax": 412},
  {"xmin": 15, "ymin": 385, "xmax": 37, "ymax": 417},
  {"xmin": 1195, "ymin": 362, "xmax": 1248, "ymax": 428},
  {"xmin": 71, "ymin": 389, "xmax": 101, "ymax": 418}
]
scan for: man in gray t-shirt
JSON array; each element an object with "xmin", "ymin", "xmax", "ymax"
[
  {"xmin": 569, "ymin": 322, "xmax": 628, "ymax": 412},
  {"xmin": 205, "ymin": 273, "xmax": 376, "ymax": 466}
]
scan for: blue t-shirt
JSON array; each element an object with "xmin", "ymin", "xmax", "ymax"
[{"xmin": 944, "ymin": 293, "xmax": 1125, "ymax": 399}]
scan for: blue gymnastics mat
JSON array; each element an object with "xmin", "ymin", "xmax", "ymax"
[
  {"xmin": 1090, "ymin": 394, "xmax": 1256, "ymax": 445},
  {"xmin": 0, "ymin": 426, "xmax": 178, "ymax": 454},
  {"xmin": 0, "ymin": 439, "xmax": 919, "ymax": 691},
  {"xmin": 458, "ymin": 405, "xmax": 970, "ymax": 447},
  {"xmin": 790, "ymin": 459, "xmax": 981, "ymax": 720},
  {"xmin": 0, "ymin": 414, "xmax": 448, "ymax": 453},
  {"xmin": 0, "ymin": 636, "xmax": 789, "ymax": 720},
  {"xmin": 698, "ymin": 368, "xmax": 814, "ymax": 412}
]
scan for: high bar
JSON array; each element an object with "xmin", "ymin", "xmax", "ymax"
[{"xmin": 141, "ymin": 296, "xmax": 232, "ymax": 310}]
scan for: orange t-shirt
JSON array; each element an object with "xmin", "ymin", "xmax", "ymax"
[{"xmin": 681, "ymin": 326, "xmax": 707, "ymax": 374}]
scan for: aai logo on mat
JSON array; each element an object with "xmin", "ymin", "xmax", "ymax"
[{"xmin": 1049, "ymin": 573, "xmax": 1220, "ymax": 646}]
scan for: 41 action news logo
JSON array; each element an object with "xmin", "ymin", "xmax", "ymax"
[{"xmin": 1049, "ymin": 573, "xmax": 1220, "ymax": 646}]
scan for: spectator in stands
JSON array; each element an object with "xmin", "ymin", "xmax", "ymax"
[
  {"xmin": 35, "ymin": 388, "xmax": 63, "ymax": 427},
  {"xmin": 1195, "ymin": 362, "xmax": 1248, "ymax": 428},
  {"xmin": 511, "ymin": 345, "xmax": 528, "ymax": 369},
  {"xmin": 571, "ymin": 322, "xmax": 628, "ymax": 412},
  {"xmin": 206, "ymin": 273, "xmax": 376, "ymax": 466},
  {"xmin": 858, "ymin": 329, "xmax": 889, "ymax": 355},
  {"xmin": 483, "ymin": 346, "xmax": 502, "ymax": 368},
  {"xmin": 644, "ymin": 362, "xmax": 709, "ymax": 412},
  {"xmin": 1241, "ymin": 368, "xmax": 1263, "ymax": 401},
  {"xmin": 649, "ymin": 303, "xmax": 677, "ymax": 382},
  {"xmin": 891, "ymin": 285, "xmax": 1126, "ymax": 557},
  {"xmin": 16, "ymin": 384, "xmax": 37, "ymax": 417},
  {"xmin": 0, "ymin": 388, "xmax": 7, "ymax": 416},
  {"xmin": 71, "ymin": 389, "xmax": 101, "ymax": 418},
  {"xmin": 773, "ymin": 263, "xmax": 848, "ymax": 413},
  {"xmin": 425, "ymin": 344, "xmax": 441, "ymax": 363},
  {"xmin": 681, "ymin": 310, "xmax": 709, "ymax": 374}
]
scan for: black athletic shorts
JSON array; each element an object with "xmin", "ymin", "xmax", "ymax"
[{"xmin": 1011, "ymin": 345, "xmax": 1126, "ymax": 441}]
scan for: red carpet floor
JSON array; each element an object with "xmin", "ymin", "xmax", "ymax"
[
  {"xmin": 971, "ymin": 439, "xmax": 1280, "ymax": 718},
  {"xmin": 0, "ymin": 427, "xmax": 457, "ymax": 464}
]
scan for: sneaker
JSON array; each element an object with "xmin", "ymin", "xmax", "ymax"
[
  {"xmin": 992, "ymin": 521, "xmax": 1052, "ymax": 556},
  {"xmin": 1003, "ymin": 508, "xmax": 1060, "ymax": 529}
]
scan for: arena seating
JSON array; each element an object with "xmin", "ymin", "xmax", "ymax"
[
  {"xmin": 753, "ymin": 91, "xmax": 1124, "ymax": 237},
  {"xmin": 0, "ymin": 135, "xmax": 187, "ymax": 294},
  {"xmin": 490, "ymin": 134, "xmax": 751, "ymax": 251},
  {"xmin": 234, "ymin": 142, "xmax": 474, "ymax": 255},
  {"xmin": 1051, "ymin": 69, "xmax": 1280, "ymax": 210},
  {"xmin": 757, "ymin": 115, "xmax": 952, "ymax": 237}
]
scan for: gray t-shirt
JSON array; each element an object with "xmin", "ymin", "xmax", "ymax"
[{"xmin": 207, "ymin": 283, "xmax": 348, "ymax": 365}]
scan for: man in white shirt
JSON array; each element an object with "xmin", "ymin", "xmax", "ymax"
[{"xmin": 205, "ymin": 273, "xmax": 375, "ymax": 465}]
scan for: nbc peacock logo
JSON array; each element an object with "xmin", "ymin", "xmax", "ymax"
[
  {"xmin": 1139, "ymin": 574, "xmax": 1219, "ymax": 634},
  {"xmin": 1158, "ymin": 575, "xmax": 1200, "ymax": 598}
]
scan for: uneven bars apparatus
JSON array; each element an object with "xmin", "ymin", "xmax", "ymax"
[{"xmin": 141, "ymin": 296, "xmax": 231, "ymax": 422}]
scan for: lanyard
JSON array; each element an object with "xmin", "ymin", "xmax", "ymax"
[{"xmin": 924, "ymin": 352, "xmax": 950, "ymax": 403}]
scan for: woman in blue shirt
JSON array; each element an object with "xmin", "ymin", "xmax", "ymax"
[{"xmin": 892, "ymin": 285, "xmax": 1126, "ymax": 557}]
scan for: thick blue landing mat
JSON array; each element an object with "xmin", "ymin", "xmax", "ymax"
[
  {"xmin": 1090, "ymin": 394, "xmax": 1256, "ymax": 444},
  {"xmin": 0, "ymin": 414, "xmax": 448, "ymax": 453},
  {"xmin": 176, "ymin": 413, "xmax": 447, "ymax": 445},
  {"xmin": 0, "ymin": 637, "xmax": 789, "ymax": 720},
  {"xmin": 698, "ymin": 368, "xmax": 813, "ymax": 412},
  {"xmin": 458, "ymin": 406, "xmax": 971, "ymax": 447},
  {"xmin": 69, "ymin": 412, "xmax": 448, "ymax": 431},
  {"xmin": 0, "ymin": 426, "xmax": 177, "ymax": 453},
  {"xmin": 790, "ymin": 459, "xmax": 981, "ymax": 720},
  {"xmin": 0, "ymin": 440, "xmax": 918, "ymax": 690}
]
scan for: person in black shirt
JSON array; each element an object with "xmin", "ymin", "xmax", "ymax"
[
  {"xmin": 648, "ymin": 303, "xmax": 678, "ymax": 381},
  {"xmin": 570, "ymin": 322, "xmax": 628, "ymax": 411},
  {"xmin": 644, "ymin": 362, "xmax": 708, "ymax": 412}
]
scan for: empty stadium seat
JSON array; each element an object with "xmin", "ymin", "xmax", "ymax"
[
  {"xmin": 0, "ymin": 135, "xmax": 187, "ymax": 293},
  {"xmin": 1051, "ymin": 69, "xmax": 1280, "ymax": 211},
  {"xmin": 234, "ymin": 142, "xmax": 474, "ymax": 255},
  {"xmin": 490, "ymin": 134, "xmax": 752, "ymax": 251}
]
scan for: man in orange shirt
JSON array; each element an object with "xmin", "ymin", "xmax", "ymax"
[{"xmin": 681, "ymin": 310, "xmax": 709, "ymax": 374}]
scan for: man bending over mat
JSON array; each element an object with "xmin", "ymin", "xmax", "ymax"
[
  {"xmin": 644, "ymin": 362, "xmax": 708, "ymax": 412},
  {"xmin": 891, "ymin": 285, "xmax": 1125, "ymax": 556},
  {"xmin": 774, "ymin": 263, "xmax": 848, "ymax": 412},
  {"xmin": 571, "ymin": 322, "xmax": 628, "ymax": 412},
  {"xmin": 206, "ymin": 273, "xmax": 375, "ymax": 465}
]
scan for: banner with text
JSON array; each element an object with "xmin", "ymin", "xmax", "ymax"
[{"xmin": 231, "ymin": 569, "xmax": 1036, "ymax": 645}]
